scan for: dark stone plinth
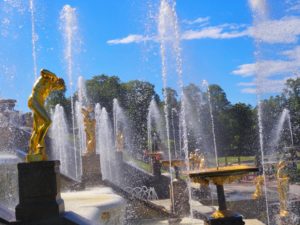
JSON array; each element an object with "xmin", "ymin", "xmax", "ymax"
[
  {"xmin": 170, "ymin": 179, "xmax": 190, "ymax": 217},
  {"xmin": 204, "ymin": 185, "xmax": 244, "ymax": 225},
  {"xmin": 205, "ymin": 213, "xmax": 245, "ymax": 225},
  {"xmin": 216, "ymin": 185, "xmax": 226, "ymax": 211},
  {"xmin": 15, "ymin": 160, "xmax": 65, "ymax": 223},
  {"xmin": 82, "ymin": 153, "xmax": 102, "ymax": 186}
]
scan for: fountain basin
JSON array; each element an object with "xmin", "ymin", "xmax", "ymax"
[
  {"xmin": 62, "ymin": 187, "xmax": 126, "ymax": 225},
  {"xmin": 188, "ymin": 165, "xmax": 258, "ymax": 185},
  {"xmin": 187, "ymin": 165, "xmax": 258, "ymax": 224}
]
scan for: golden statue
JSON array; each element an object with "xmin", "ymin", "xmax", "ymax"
[
  {"xmin": 81, "ymin": 106, "xmax": 96, "ymax": 155},
  {"xmin": 189, "ymin": 152, "xmax": 197, "ymax": 170},
  {"xmin": 198, "ymin": 153, "xmax": 206, "ymax": 170},
  {"xmin": 252, "ymin": 175, "xmax": 264, "ymax": 199},
  {"xmin": 277, "ymin": 160, "xmax": 289, "ymax": 217},
  {"xmin": 116, "ymin": 131, "xmax": 125, "ymax": 152},
  {"xmin": 189, "ymin": 151, "xmax": 206, "ymax": 171},
  {"xmin": 27, "ymin": 69, "xmax": 65, "ymax": 162}
]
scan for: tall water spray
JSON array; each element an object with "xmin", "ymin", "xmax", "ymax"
[
  {"xmin": 50, "ymin": 104, "xmax": 80, "ymax": 180},
  {"xmin": 60, "ymin": 5, "xmax": 78, "ymax": 89},
  {"xmin": 248, "ymin": 0, "xmax": 270, "ymax": 224},
  {"xmin": 76, "ymin": 76, "xmax": 88, "ymax": 156},
  {"xmin": 60, "ymin": 5, "xmax": 80, "ymax": 179},
  {"xmin": 202, "ymin": 80, "xmax": 218, "ymax": 167},
  {"xmin": 78, "ymin": 76, "xmax": 89, "ymax": 106},
  {"xmin": 96, "ymin": 107, "xmax": 115, "ymax": 183},
  {"xmin": 147, "ymin": 99, "xmax": 166, "ymax": 153},
  {"xmin": 29, "ymin": 0, "xmax": 38, "ymax": 81},
  {"xmin": 113, "ymin": 98, "xmax": 131, "ymax": 152},
  {"xmin": 272, "ymin": 109, "xmax": 294, "ymax": 150},
  {"xmin": 287, "ymin": 110, "xmax": 294, "ymax": 147},
  {"xmin": 158, "ymin": 0, "xmax": 192, "ymax": 217}
]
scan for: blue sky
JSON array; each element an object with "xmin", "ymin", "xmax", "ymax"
[{"xmin": 1, "ymin": 0, "xmax": 300, "ymax": 112}]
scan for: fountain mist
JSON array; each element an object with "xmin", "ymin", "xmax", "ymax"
[
  {"xmin": 29, "ymin": 0, "xmax": 38, "ymax": 81},
  {"xmin": 203, "ymin": 80, "xmax": 218, "ymax": 167},
  {"xmin": 60, "ymin": 5, "xmax": 80, "ymax": 179},
  {"xmin": 50, "ymin": 104, "xmax": 81, "ymax": 181},
  {"xmin": 96, "ymin": 107, "xmax": 115, "ymax": 182},
  {"xmin": 272, "ymin": 108, "xmax": 294, "ymax": 150},
  {"xmin": 248, "ymin": 0, "xmax": 270, "ymax": 224},
  {"xmin": 158, "ymin": 0, "xmax": 192, "ymax": 217},
  {"xmin": 113, "ymin": 98, "xmax": 132, "ymax": 152},
  {"xmin": 147, "ymin": 98, "xmax": 165, "ymax": 153}
]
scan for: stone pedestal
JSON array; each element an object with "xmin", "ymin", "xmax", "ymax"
[
  {"xmin": 204, "ymin": 185, "xmax": 244, "ymax": 225},
  {"xmin": 205, "ymin": 213, "xmax": 245, "ymax": 225},
  {"xmin": 15, "ymin": 161, "xmax": 65, "ymax": 223},
  {"xmin": 170, "ymin": 179, "xmax": 190, "ymax": 217},
  {"xmin": 82, "ymin": 153, "xmax": 102, "ymax": 186}
]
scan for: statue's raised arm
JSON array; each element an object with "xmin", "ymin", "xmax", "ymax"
[{"xmin": 27, "ymin": 69, "xmax": 65, "ymax": 162}]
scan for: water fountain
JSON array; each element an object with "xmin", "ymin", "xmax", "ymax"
[
  {"xmin": 147, "ymin": 98, "xmax": 166, "ymax": 154},
  {"xmin": 96, "ymin": 107, "xmax": 115, "ymax": 183},
  {"xmin": 29, "ymin": 0, "xmax": 38, "ymax": 81},
  {"xmin": 113, "ymin": 98, "xmax": 131, "ymax": 153},
  {"xmin": 271, "ymin": 108, "xmax": 294, "ymax": 151},
  {"xmin": 60, "ymin": 4, "xmax": 82, "ymax": 182},
  {"xmin": 1, "ymin": 0, "xmax": 300, "ymax": 224},
  {"xmin": 50, "ymin": 104, "xmax": 79, "ymax": 180},
  {"xmin": 158, "ymin": 0, "xmax": 193, "ymax": 220}
]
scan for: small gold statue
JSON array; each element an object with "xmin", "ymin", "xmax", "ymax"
[
  {"xmin": 189, "ymin": 151, "xmax": 197, "ymax": 170},
  {"xmin": 189, "ymin": 151, "xmax": 206, "ymax": 171},
  {"xmin": 116, "ymin": 131, "xmax": 125, "ymax": 152},
  {"xmin": 252, "ymin": 175, "xmax": 264, "ymax": 199},
  {"xmin": 277, "ymin": 160, "xmax": 289, "ymax": 217},
  {"xmin": 198, "ymin": 153, "xmax": 206, "ymax": 170},
  {"xmin": 27, "ymin": 69, "xmax": 65, "ymax": 162},
  {"xmin": 81, "ymin": 106, "xmax": 96, "ymax": 155}
]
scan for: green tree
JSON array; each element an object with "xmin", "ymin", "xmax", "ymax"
[
  {"xmin": 85, "ymin": 75, "xmax": 122, "ymax": 114},
  {"xmin": 46, "ymin": 89, "xmax": 72, "ymax": 124},
  {"xmin": 228, "ymin": 103, "xmax": 258, "ymax": 156},
  {"xmin": 121, "ymin": 80, "xmax": 158, "ymax": 152}
]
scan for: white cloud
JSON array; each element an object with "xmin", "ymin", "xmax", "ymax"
[
  {"xmin": 233, "ymin": 59, "xmax": 298, "ymax": 78},
  {"xmin": 241, "ymin": 87, "xmax": 257, "ymax": 94},
  {"xmin": 282, "ymin": 45, "xmax": 300, "ymax": 59},
  {"xmin": 234, "ymin": 45, "xmax": 300, "ymax": 94},
  {"xmin": 183, "ymin": 17, "xmax": 210, "ymax": 25},
  {"xmin": 181, "ymin": 25, "xmax": 248, "ymax": 40},
  {"xmin": 107, "ymin": 16, "xmax": 300, "ymax": 45},
  {"xmin": 286, "ymin": 0, "xmax": 300, "ymax": 12},
  {"xmin": 248, "ymin": 16, "xmax": 300, "ymax": 44},
  {"xmin": 232, "ymin": 63, "xmax": 256, "ymax": 77},
  {"xmin": 107, "ymin": 34, "xmax": 151, "ymax": 45},
  {"xmin": 240, "ymin": 78, "xmax": 290, "ymax": 94},
  {"xmin": 238, "ymin": 82, "xmax": 255, "ymax": 86}
]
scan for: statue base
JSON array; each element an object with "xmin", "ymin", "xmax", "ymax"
[
  {"xmin": 15, "ymin": 160, "xmax": 65, "ymax": 223},
  {"xmin": 82, "ymin": 153, "xmax": 102, "ymax": 186},
  {"xmin": 205, "ymin": 213, "xmax": 245, "ymax": 225}
]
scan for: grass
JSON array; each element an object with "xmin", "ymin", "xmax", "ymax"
[
  {"xmin": 132, "ymin": 159, "xmax": 152, "ymax": 173},
  {"xmin": 217, "ymin": 156, "xmax": 255, "ymax": 166},
  {"xmin": 123, "ymin": 153, "xmax": 152, "ymax": 173}
]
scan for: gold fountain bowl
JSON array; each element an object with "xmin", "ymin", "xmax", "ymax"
[{"xmin": 187, "ymin": 165, "xmax": 258, "ymax": 186}]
